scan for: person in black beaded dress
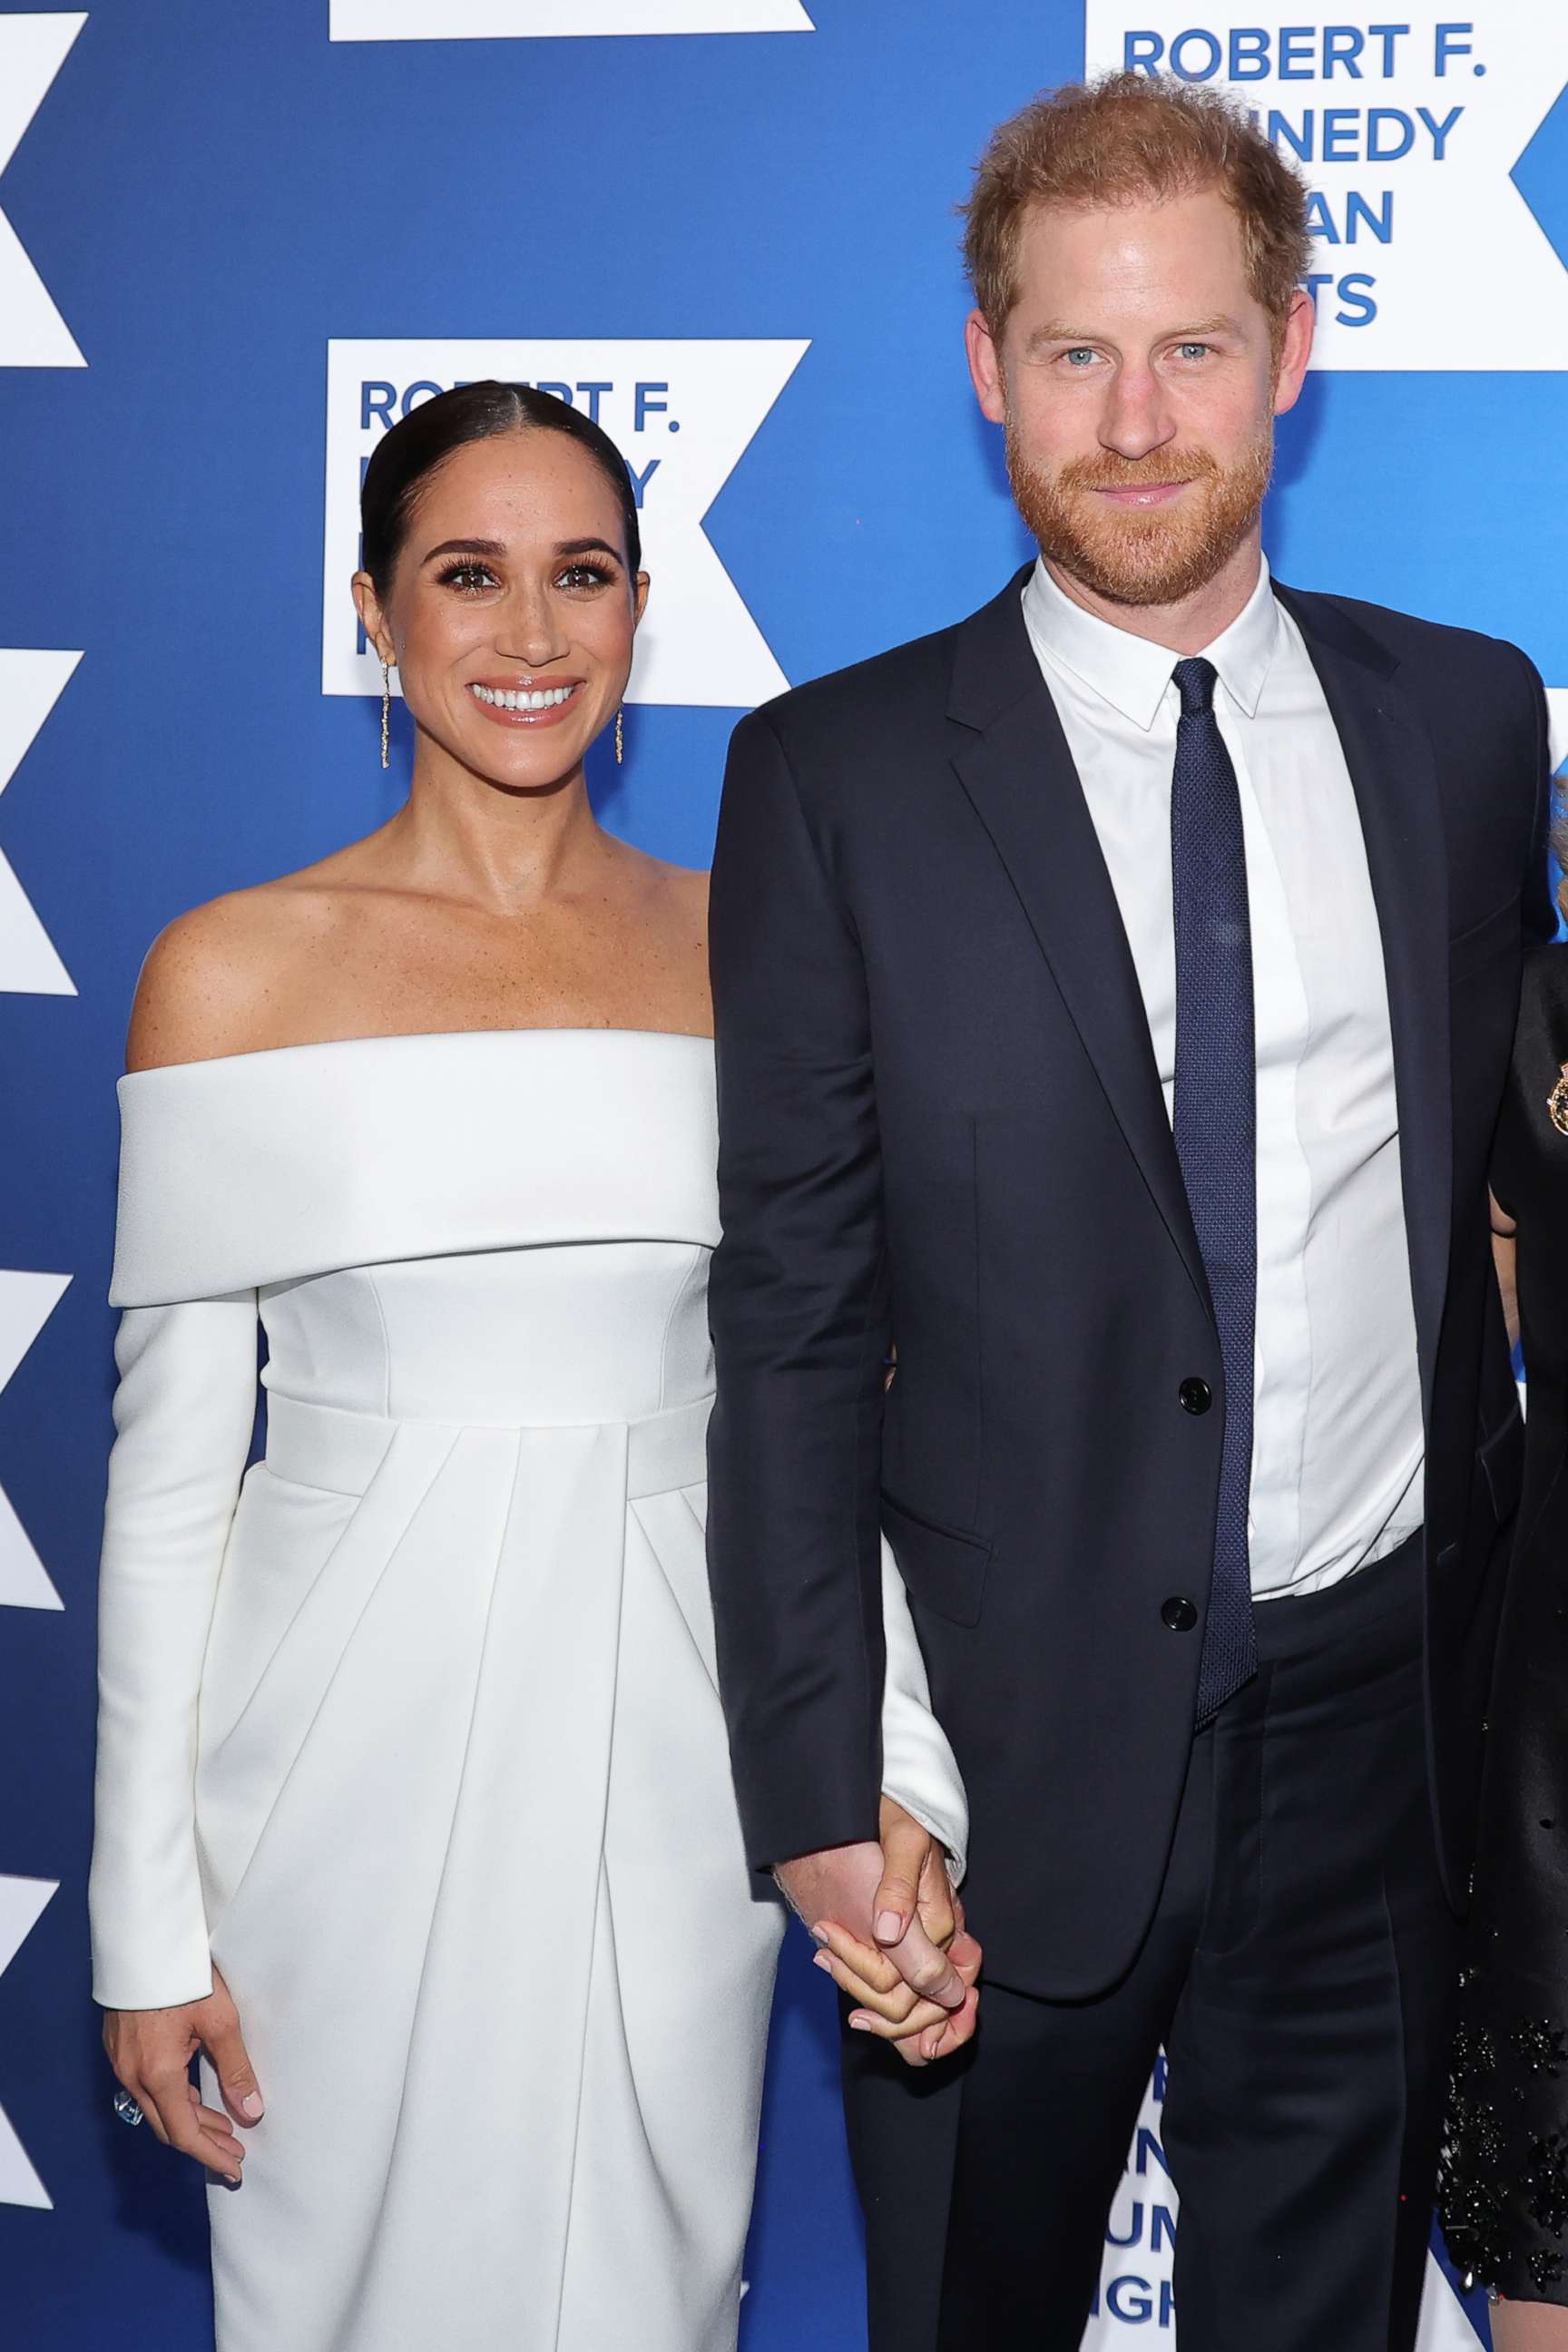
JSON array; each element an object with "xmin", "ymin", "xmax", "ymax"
[{"xmin": 1444, "ymin": 815, "xmax": 1568, "ymax": 2351}]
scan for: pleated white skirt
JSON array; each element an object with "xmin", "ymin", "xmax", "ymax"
[{"xmin": 197, "ymin": 1391, "xmax": 783, "ymax": 2352}]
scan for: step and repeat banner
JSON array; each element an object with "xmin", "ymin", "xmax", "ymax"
[{"xmin": 2, "ymin": 3, "xmax": 1565, "ymax": 2346}]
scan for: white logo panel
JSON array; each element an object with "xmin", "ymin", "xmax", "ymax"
[
  {"xmin": 1548, "ymin": 687, "xmax": 1567, "ymax": 775},
  {"xmin": 331, "ymin": 0, "xmax": 812, "ymax": 37},
  {"xmin": 0, "ymin": 12, "xmax": 86, "ymax": 368},
  {"xmin": 1078, "ymin": 2066, "xmax": 1482, "ymax": 2343},
  {"xmin": 0, "ymin": 649, "xmax": 78, "ymax": 996},
  {"xmin": 323, "ymin": 341, "xmax": 808, "ymax": 710},
  {"xmin": 1415, "ymin": 2261, "xmax": 1485, "ymax": 2351},
  {"xmin": 1084, "ymin": 5, "xmax": 1568, "ymax": 368},
  {"xmin": 0, "ymin": 1270, "xmax": 70, "ymax": 1611},
  {"xmin": 1082, "ymin": 2069, "xmax": 1177, "ymax": 2340},
  {"xmin": 0, "ymin": 1875, "xmax": 57, "ymax": 2209}
]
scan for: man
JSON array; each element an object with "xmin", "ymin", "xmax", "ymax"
[{"xmin": 707, "ymin": 73, "xmax": 1554, "ymax": 2352}]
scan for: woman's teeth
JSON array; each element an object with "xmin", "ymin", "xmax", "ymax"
[{"xmin": 470, "ymin": 682, "xmax": 575, "ymax": 712}]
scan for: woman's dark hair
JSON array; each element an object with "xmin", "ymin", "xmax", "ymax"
[{"xmin": 359, "ymin": 380, "xmax": 642, "ymax": 594}]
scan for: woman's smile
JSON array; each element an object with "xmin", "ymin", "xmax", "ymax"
[{"xmin": 466, "ymin": 677, "xmax": 586, "ymax": 727}]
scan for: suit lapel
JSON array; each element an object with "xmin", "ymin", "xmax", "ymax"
[
  {"xmin": 946, "ymin": 571, "xmax": 1455, "ymax": 1390},
  {"xmin": 948, "ymin": 575, "xmax": 1212, "ymax": 1315},
  {"xmin": 1275, "ymin": 583, "xmax": 1452, "ymax": 1418}
]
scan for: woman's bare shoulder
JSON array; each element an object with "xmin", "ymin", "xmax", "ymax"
[
  {"xmin": 124, "ymin": 851, "xmax": 371, "ymax": 1073},
  {"xmin": 624, "ymin": 847, "xmax": 709, "ymax": 917}
]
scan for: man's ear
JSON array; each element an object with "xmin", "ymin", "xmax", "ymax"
[
  {"xmin": 965, "ymin": 309, "xmax": 1008, "ymax": 426},
  {"xmin": 1272, "ymin": 288, "xmax": 1316, "ymax": 418}
]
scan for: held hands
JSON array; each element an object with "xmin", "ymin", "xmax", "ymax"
[
  {"xmin": 103, "ymin": 1967, "xmax": 263, "ymax": 2185},
  {"xmin": 776, "ymin": 1795, "xmax": 981, "ymax": 2068}
]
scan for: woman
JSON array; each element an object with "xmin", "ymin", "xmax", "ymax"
[
  {"xmin": 1443, "ymin": 821, "xmax": 1568, "ymax": 2348},
  {"xmin": 88, "ymin": 382, "xmax": 976, "ymax": 2352}
]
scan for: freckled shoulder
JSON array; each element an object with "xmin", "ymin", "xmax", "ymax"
[
  {"xmin": 606, "ymin": 840, "xmax": 707, "ymax": 926},
  {"xmin": 124, "ymin": 865, "xmax": 360, "ymax": 1073},
  {"xmin": 666, "ymin": 859, "xmax": 710, "ymax": 926},
  {"xmin": 605, "ymin": 850, "xmax": 710, "ymax": 1031},
  {"xmin": 655, "ymin": 858, "xmax": 710, "ymax": 958}
]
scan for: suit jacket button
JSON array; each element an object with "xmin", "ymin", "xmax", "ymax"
[
  {"xmin": 1161, "ymin": 1596, "xmax": 1199, "ymax": 1633},
  {"xmin": 1179, "ymin": 1377, "xmax": 1212, "ymax": 1415}
]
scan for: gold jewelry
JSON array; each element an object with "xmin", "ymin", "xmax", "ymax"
[
  {"xmin": 1549, "ymin": 1060, "xmax": 1568, "ymax": 1138},
  {"xmin": 614, "ymin": 706, "xmax": 624, "ymax": 766},
  {"xmin": 380, "ymin": 661, "xmax": 390, "ymax": 770}
]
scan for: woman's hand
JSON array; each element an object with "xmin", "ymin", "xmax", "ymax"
[
  {"xmin": 103, "ymin": 1967, "xmax": 262, "ymax": 2184},
  {"xmin": 811, "ymin": 1799, "xmax": 983, "ymax": 2068},
  {"xmin": 814, "ymin": 1919, "xmax": 982, "ymax": 2066}
]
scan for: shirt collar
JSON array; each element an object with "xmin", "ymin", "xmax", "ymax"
[{"xmin": 1021, "ymin": 549, "xmax": 1280, "ymax": 732}]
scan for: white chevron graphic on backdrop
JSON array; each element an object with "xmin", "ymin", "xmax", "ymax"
[
  {"xmin": 1548, "ymin": 688, "xmax": 1567, "ymax": 776},
  {"xmin": 1416, "ymin": 2262, "xmax": 1485, "ymax": 2350},
  {"xmin": 0, "ymin": 12, "xmax": 87, "ymax": 368},
  {"xmin": 331, "ymin": 0, "xmax": 813, "ymax": 37},
  {"xmin": 0, "ymin": 1270, "xmax": 70, "ymax": 1609},
  {"xmin": 0, "ymin": 1876, "xmax": 56, "ymax": 2207},
  {"xmin": 0, "ymin": 648, "xmax": 79, "ymax": 995}
]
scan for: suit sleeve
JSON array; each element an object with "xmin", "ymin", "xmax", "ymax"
[
  {"xmin": 89, "ymin": 1295, "xmax": 259, "ymax": 2009},
  {"xmin": 1514, "ymin": 643, "xmax": 1559, "ymax": 952},
  {"xmin": 706, "ymin": 707, "xmax": 892, "ymax": 1871}
]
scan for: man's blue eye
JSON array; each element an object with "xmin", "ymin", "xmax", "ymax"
[{"xmin": 1064, "ymin": 348, "xmax": 1097, "ymax": 367}]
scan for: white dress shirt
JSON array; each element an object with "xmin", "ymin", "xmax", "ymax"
[{"xmin": 1021, "ymin": 554, "xmax": 1424, "ymax": 1598}]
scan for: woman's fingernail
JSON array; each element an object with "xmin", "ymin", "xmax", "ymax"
[
  {"xmin": 240, "ymin": 2093, "xmax": 264, "ymax": 2121},
  {"xmin": 875, "ymin": 1910, "xmax": 902, "ymax": 1942},
  {"xmin": 848, "ymin": 2013, "xmax": 874, "ymax": 2031},
  {"xmin": 812, "ymin": 1950, "xmax": 835, "ymax": 1974},
  {"xmin": 808, "ymin": 1926, "xmax": 828, "ymax": 1946}
]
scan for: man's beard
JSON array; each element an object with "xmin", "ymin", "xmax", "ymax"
[{"xmin": 1005, "ymin": 418, "xmax": 1274, "ymax": 609}]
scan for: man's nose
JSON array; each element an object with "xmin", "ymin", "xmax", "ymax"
[{"xmin": 1099, "ymin": 363, "xmax": 1178, "ymax": 464}]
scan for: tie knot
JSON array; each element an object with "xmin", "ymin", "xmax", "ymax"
[{"xmin": 1172, "ymin": 655, "xmax": 1218, "ymax": 717}]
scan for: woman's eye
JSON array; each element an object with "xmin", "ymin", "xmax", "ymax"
[
  {"xmin": 440, "ymin": 564, "xmax": 497, "ymax": 593},
  {"xmin": 558, "ymin": 563, "xmax": 613, "ymax": 591}
]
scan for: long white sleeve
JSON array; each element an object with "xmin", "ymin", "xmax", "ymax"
[
  {"xmin": 89, "ymin": 1294, "xmax": 259, "ymax": 2010},
  {"xmin": 878, "ymin": 1543, "xmax": 968, "ymax": 1885}
]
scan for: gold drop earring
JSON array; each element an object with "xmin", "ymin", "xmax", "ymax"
[
  {"xmin": 380, "ymin": 661, "xmax": 391, "ymax": 770},
  {"xmin": 614, "ymin": 706, "xmax": 624, "ymax": 766}
]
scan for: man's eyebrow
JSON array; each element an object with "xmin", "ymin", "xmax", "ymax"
[
  {"xmin": 1021, "ymin": 314, "xmax": 1243, "ymax": 357},
  {"xmin": 1166, "ymin": 314, "xmax": 1244, "ymax": 339},
  {"xmin": 1023, "ymin": 323, "xmax": 1102, "ymax": 353}
]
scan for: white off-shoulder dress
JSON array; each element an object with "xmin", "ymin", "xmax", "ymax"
[{"xmin": 87, "ymin": 1029, "xmax": 965, "ymax": 2352}]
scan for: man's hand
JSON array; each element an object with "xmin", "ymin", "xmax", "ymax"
[
  {"xmin": 815, "ymin": 1921, "xmax": 982, "ymax": 2065},
  {"xmin": 775, "ymin": 1795, "xmax": 968, "ymax": 2013}
]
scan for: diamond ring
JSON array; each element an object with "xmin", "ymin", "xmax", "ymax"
[{"xmin": 113, "ymin": 2089, "xmax": 144, "ymax": 2128}]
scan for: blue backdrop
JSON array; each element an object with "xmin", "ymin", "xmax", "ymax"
[{"xmin": 2, "ymin": 3, "xmax": 1564, "ymax": 2345}]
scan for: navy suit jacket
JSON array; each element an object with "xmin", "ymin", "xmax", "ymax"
[{"xmin": 705, "ymin": 565, "xmax": 1555, "ymax": 1999}]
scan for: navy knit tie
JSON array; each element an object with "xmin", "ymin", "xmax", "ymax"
[{"xmin": 1171, "ymin": 657, "xmax": 1258, "ymax": 1720}]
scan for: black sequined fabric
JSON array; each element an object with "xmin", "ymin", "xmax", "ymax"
[{"xmin": 1440, "ymin": 946, "xmax": 1568, "ymax": 2305}]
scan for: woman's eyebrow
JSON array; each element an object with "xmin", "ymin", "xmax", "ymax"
[{"xmin": 420, "ymin": 536, "xmax": 506, "ymax": 564}]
